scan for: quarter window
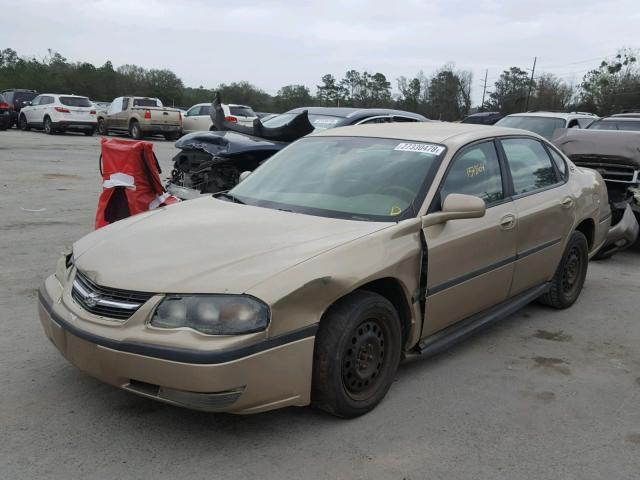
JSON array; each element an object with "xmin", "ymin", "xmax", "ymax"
[
  {"xmin": 502, "ymin": 138, "xmax": 560, "ymax": 195},
  {"xmin": 440, "ymin": 141, "xmax": 504, "ymax": 206},
  {"xmin": 548, "ymin": 147, "xmax": 567, "ymax": 179}
]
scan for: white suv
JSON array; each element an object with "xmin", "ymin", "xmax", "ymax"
[
  {"xmin": 19, "ymin": 94, "xmax": 97, "ymax": 135},
  {"xmin": 495, "ymin": 111, "xmax": 598, "ymax": 140},
  {"xmin": 182, "ymin": 102, "xmax": 257, "ymax": 133}
]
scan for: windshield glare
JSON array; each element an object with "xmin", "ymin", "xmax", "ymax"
[
  {"xmin": 230, "ymin": 137, "xmax": 444, "ymax": 221},
  {"xmin": 588, "ymin": 119, "xmax": 640, "ymax": 131},
  {"xmin": 262, "ymin": 113, "xmax": 343, "ymax": 130},
  {"xmin": 496, "ymin": 116, "xmax": 565, "ymax": 139}
]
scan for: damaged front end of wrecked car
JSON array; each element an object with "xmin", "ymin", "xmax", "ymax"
[
  {"xmin": 554, "ymin": 129, "xmax": 640, "ymax": 256},
  {"xmin": 167, "ymin": 94, "xmax": 314, "ymax": 199}
]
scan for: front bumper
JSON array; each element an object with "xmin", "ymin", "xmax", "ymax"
[{"xmin": 37, "ymin": 275, "xmax": 316, "ymax": 413}]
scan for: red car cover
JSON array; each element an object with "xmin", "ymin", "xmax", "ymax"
[{"xmin": 95, "ymin": 137, "xmax": 179, "ymax": 229}]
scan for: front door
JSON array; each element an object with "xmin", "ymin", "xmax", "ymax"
[
  {"xmin": 422, "ymin": 140, "xmax": 517, "ymax": 337},
  {"xmin": 499, "ymin": 137, "xmax": 575, "ymax": 296}
]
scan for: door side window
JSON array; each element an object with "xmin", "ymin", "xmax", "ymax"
[
  {"xmin": 107, "ymin": 98, "xmax": 122, "ymax": 115},
  {"xmin": 186, "ymin": 106, "xmax": 201, "ymax": 116},
  {"xmin": 502, "ymin": 138, "xmax": 560, "ymax": 195},
  {"xmin": 392, "ymin": 116, "xmax": 419, "ymax": 123},
  {"xmin": 358, "ymin": 116, "xmax": 391, "ymax": 125},
  {"xmin": 439, "ymin": 141, "xmax": 504, "ymax": 207},
  {"xmin": 31, "ymin": 96, "xmax": 42, "ymax": 106}
]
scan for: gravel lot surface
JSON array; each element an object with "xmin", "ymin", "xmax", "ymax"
[{"xmin": 1, "ymin": 129, "xmax": 639, "ymax": 479}]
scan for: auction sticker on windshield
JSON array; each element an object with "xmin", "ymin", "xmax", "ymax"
[{"xmin": 394, "ymin": 143, "xmax": 445, "ymax": 155}]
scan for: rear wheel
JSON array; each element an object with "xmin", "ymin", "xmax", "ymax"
[
  {"xmin": 539, "ymin": 231, "xmax": 588, "ymax": 309},
  {"xmin": 312, "ymin": 290, "xmax": 402, "ymax": 418},
  {"xmin": 129, "ymin": 120, "xmax": 142, "ymax": 139},
  {"xmin": 164, "ymin": 131, "xmax": 179, "ymax": 141},
  {"xmin": 84, "ymin": 128, "xmax": 96, "ymax": 136},
  {"xmin": 44, "ymin": 116, "xmax": 55, "ymax": 135},
  {"xmin": 19, "ymin": 115, "xmax": 30, "ymax": 131}
]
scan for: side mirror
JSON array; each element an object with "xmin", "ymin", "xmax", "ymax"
[
  {"xmin": 422, "ymin": 193, "xmax": 486, "ymax": 228},
  {"xmin": 238, "ymin": 171, "xmax": 252, "ymax": 183}
]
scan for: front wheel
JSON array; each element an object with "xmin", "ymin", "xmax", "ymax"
[
  {"xmin": 19, "ymin": 115, "xmax": 30, "ymax": 131},
  {"xmin": 97, "ymin": 119, "xmax": 108, "ymax": 135},
  {"xmin": 539, "ymin": 231, "xmax": 588, "ymax": 309},
  {"xmin": 312, "ymin": 290, "xmax": 402, "ymax": 418}
]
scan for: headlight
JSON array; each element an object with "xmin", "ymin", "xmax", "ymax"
[{"xmin": 150, "ymin": 295, "xmax": 270, "ymax": 335}]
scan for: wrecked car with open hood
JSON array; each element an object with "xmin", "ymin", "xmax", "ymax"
[
  {"xmin": 553, "ymin": 128, "xmax": 640, "ymax": 254},
  {"xmin": 167, "ymin": 94, "xmax": 428, "ymax": 199}
]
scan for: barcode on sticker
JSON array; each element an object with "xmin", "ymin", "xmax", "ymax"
[{"xmin": 394, "ymin": 143, "xmax": 445, "ymax": 155}]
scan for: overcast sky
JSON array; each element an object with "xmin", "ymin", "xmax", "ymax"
[{"xmin": 3, "ymin": 0, "xmax": 639, "ymax": 104}]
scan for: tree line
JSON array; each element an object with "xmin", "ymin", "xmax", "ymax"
[{"xmin": 1, "ymin": 47, "xmax": 638, "ymax": 119}]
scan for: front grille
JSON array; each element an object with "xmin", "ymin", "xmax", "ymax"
[
  {"xmin": 71, "ymin": 270, "xmax": 154, "ymax": 320},
  {"xmin": 570, "ymin": 155, "xmax": 639, "ymax": 183}
]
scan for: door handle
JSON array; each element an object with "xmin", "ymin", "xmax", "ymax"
[
  {"xmin": 499, "ymin": 214, "xmax": 516, "ymax": 230},
  {"xmin": 561, "ymin": 197, "xmax": 575, "ymax": 209}
]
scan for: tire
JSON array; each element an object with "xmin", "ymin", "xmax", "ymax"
[
  {"xmin": 44, "ymin": 116, "xmax": 55, "ymax": 135},
  {"xmin": 84, "ymin": 128, "xmax": 96, "ymax": 136},
  {"xmin": 164, "ymin": 131, "xmax": 179, "ymax": 141},
  {"xmin": 312, "ymin": 290, "xmax": 402, "ymax": 418},
  {"xmin": 539, "ymin": 231, "xmax": 588, "ymax": 309},
  {"xmin": 129, "ymin": 120, "xmax": 142, "ymax": 139},
  {"xmin": 97, "ymin": 119, "xmax": 108, "ymax": 136},
  {"xmin": 19, "ymin": 115, "xmax": 30, "ymax": 131}
]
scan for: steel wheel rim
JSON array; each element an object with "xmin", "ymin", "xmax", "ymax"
[
  {"xmin": 562, "ymin": 246, "xmax": 583, "ymax": 296},
  {"xmin": 342, "ymin": 318, "xmax": 388, "ymax": 400}
]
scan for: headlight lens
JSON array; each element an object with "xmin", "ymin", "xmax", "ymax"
[{"xmin": 151, "ymin": 295, "xmax": 270, "ymax": 335}]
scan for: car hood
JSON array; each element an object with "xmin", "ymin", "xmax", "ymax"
[
  {"xmin": 72, "ymin": 197, "xmax": 389, "ymax": 294},
  {"xmin": 175, "ymin": 130, "xmax": 288, "ymax": 157}
]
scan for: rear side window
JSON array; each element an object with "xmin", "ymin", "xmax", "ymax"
[
  {"xmin": 229, "ymin": 106, "xmax": 255, "ymax": 117},
  {"xmin": 501, "ymin": 138, "xmax": 560, "ymax": 195},
  {"xmin": 548, "ymin": 148, "xmax": 567, "ymax": 179},
  {"xmin": 122, "ymin": 98, "xmax": 130, "ymax": 110},
  {"xmin": 440, "ymin": 141, "xmax": 504, "ymax": 206},
  {"xmin": 59, "ymin": 96, "xmax": 92, "ymax": 107},
  {"xmin": 200, "ymin": 105, "xmax": 211, "ymax": 116},
  {"xmin": 42, "ymin": 96, "xmax": 54, "ymax": 105},
  {"xmin": 392, "ymin": 116, "xmax": 419, "ymax": 123},
  {"xmin": 133, "ymin": 98, "xmax": 160, "ymax": 107}
]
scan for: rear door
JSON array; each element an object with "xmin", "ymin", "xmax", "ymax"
[
  {"xmin": 422, "ymin": 140, "xmax": 517, "ymax": 336},
  {"xmin": 498, "ymin": 136, "xmax": 574, "ymax": 296}
]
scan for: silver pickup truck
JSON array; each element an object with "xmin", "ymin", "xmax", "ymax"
[{"xmin": 97, "ymin": 96, "xmax": 182, "ymax": 140}]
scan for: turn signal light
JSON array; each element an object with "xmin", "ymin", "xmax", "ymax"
[
  {"xmin": 144, "ymin": 110, "xmax": 151, "ymax": 119},
  {"xmin": 54, "ymin": 106, "xmax": 70, "ymax": 113},
  {"xmin": 225, "ymin": 115, "xmax": 238, "ymax": 123}
]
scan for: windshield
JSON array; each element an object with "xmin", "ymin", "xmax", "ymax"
[
  {"xmin": 588, "ymin": 119, "xmax": 640, "ymax": 131},
  {"xmin": 229, "ymin": 106, "xmax": 256, "ymax": 117},
  {"xmin": 133, "ymin": 98, "xmax": 161, "ymax": 107},
  {"xmin": 496, "ymin": 116, "xmax": 565, "ymax": 139},
  {"xmin": 229, "ymin": 136, "xmax": 445, "ymax": 221},
  {"xmin": 59, "ymin": 96, "xmax": 92, "ymax": 107},
  {"xmin": 262, "ymin": 113, "xmax": 343, "ymax": 130}
]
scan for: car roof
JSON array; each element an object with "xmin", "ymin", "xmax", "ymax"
[
  {"xmin": 286, "ymin": 106, "xmax": 426, "ymax": 120},
  {"xmin": 39, "ymin": 93, "xmax": 88, "ymax": 98},
  {"xmin": 466, "ymin": 111, "xmax": 501, "ymax": 117},
  {"xmin": 606, "ymin": 113, "xmax": 640, "ymax": 119},
  {"xmin": 310, "ymin": 121, "xmax": 542, "ymax": 148},
  {"xmin": 505, "ymin": 111, "xmax": 597, "ymax": 119}
]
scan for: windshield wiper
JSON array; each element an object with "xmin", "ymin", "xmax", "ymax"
[{"xmin": 215, "ymin": 192, "xmax": 246, "ymax": 204}]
